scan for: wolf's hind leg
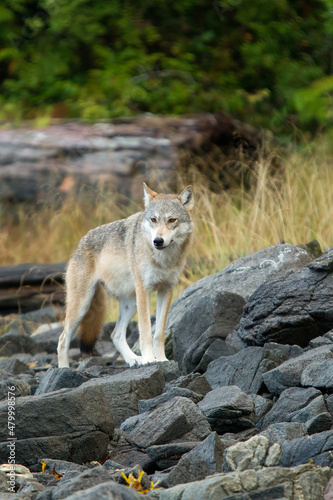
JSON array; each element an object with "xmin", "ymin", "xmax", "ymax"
[
  {"xmin": 111, "ymin": 297, "xmax": 141, "ymax": 367},
  {"xmin": 154, "ymin": 288, "xmax": 173, "ymax": 361},
  {"xmin": 57, "ymin": 273, "xmax": 99, "ymax": 367}
]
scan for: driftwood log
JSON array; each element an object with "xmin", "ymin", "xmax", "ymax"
[
  {"xmin": 0, "ymin": 113, "xmax": 263, "ymax": 203},
  {"xmin": 0, "ymin": 263, "xmax": 66, "ymax": 315}
]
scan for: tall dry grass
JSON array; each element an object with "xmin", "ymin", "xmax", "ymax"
[{"xmin": 1, "ymin": 138, "xmax": 333, "ymax": 318}]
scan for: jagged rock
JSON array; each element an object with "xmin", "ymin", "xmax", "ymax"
[
  {"xmin": 171, "ymin": 289, "xmax": 245, "ymax": 373},
  {"xmin": 280, "ymin": 430, "xmax": 333, "ymax": 467},
  {"xmin": 0, "ymin": 376, "xmax": 31, "ymax": 400},
  {"xmin": 146, "ymin": 442, "xmax": 199, "ymax": 470},
  {"xmin": 220, "ymin": 428, "xmax": 259, "ymax": 449},
  {"xmin": 163, "ymin": 373, "xmax": 211, "ymax": 396},
  {"xmin": 263, "ymin": 345, "xmax": 333, "ymax": 395},
  {"xmin": 60, "ymin": 480, "xmax": 142, "ymax": 500},
  {"xmin": 258, "ymin": 387, "xmax": 326, "ymax": 431},
  {"xmin": 0, "ymin": 331, "xmax": 45, "ymax": 356},
  {"xmin": 222, "ymin": 435, "xmax": 281, "ymax": 472},
  {"xmin": 81, "ymin": 364, "xmax": 165, "ymax": 426},
  {"xmin": 35, "ymin": 368, "xmax": 91, "ymax": 395},
  {"xmin": 0, "ymin": 383, "xmax": 115, "ymax": 467},
  {"xmin": 195, "ymin": 339, "xmax": 238, "ymax": 374},
  {"xmin": 261, "ymin": 422, "xmax": 308, "ymax": 445},
  {"xmin": 35, "ymin": 467, "xmax": 116, "ymax": 500},
  {"xmin": 205, "ymin": 343, "xmax": 301, "ymax": 394},
  {"xmin": 153, "ymin": 432, "xmax": 224, "ymax": 488},
  {"xmin": 0, "ymin": 358, "xmax": 35, "ymax": 376},
  {"xmin": 138, "ymin": 386, "xmax": 203, "ymax": 413},
  {"xmin": 228, "ymin": 250, "xmax": 333, "ymax": 349},
  {"xmin": 149, "ymin": 464, "xmax": 332, "ymax": 500},
  {"xmin": 198, "ymin": 386, "xmax": 255, "ymax": 433},
  {"xmin": 301, "ymin": 359, "xmax": 333, "ymax": 390},
  {"xmin": 121, "ymin": 396, "xmax": 211, "ymax": 448},
  {"xmin": 252, "ymin": 395, "xmax": 273, "ymax": 423},
  {"xmin": 306, "ymin": 412, "xmax": 333, "ymax": 435}
]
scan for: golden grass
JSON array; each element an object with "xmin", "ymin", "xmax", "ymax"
[{"xmin": 1, "ymin": 138, "xmax": 333, "ymax": 320}]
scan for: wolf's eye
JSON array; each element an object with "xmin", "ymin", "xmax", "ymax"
[
  {"xmin": 168, "ymin": 218, "xmax": 177, "ymax": 223},
  {"xmin": 151, "ymin": 217, "xmax": 157, "ymax": 223}
]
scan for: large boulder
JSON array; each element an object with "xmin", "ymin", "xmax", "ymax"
[
  {"xmin": 222, "ymin": 435, "xmax": 281, "ymax": 472},
  {"xmin": 80, "ymin": 364, "xmax": 165, "ymax": 426},
  {"xmin": 153, "ymin": 432, "xmax": 225, "ymax": 488},
  {"xmin": 280, "ymin": 430, "xmax": 333, "ymax": 467},
  {"xmin": 258, "ymin": 387, "xmax": 328, "ymax": 431},
  {"xmin": 121, "ymin": 396, "xmax": 211, "ymax": 448},
  {"xmin": 205, "ymin": 343, "xmax": 302, "ymax": 394},
  {"xmin": 167, "ymin": 244, "xmax": 310, "ymax": 372},
  {"xmin": 0, "ymin": 383, "xmax": 115, "ymax": 467},
  {"xmin": 198, "ymin": 386, "xmax": 255, "ymax": 433},
  {"xmin": 227, "ymin": 248, "xmax": 333, "ymax": 349},
  {"xmin": 150, "ymin": 464, "xmax": 332, "ymax": 500},
  {"xmin": 263, "ymin": 345, "xmax": 333, "ymax": 395}
]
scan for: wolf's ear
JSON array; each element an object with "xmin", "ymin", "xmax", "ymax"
[
  {"xmin": 143, "ymin": 183, "xmax": 158, "ymax": 208},
  {"xmin": 179, "ymin": 185, "xmax": 194, "ymax": 210}
]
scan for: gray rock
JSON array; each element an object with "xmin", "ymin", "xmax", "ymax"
[
  {"xmin": 261, "ymin": 422, "xmax": 307, "ymax": 445},
  {"xmin": 308, "ymin": 248, "xmax": 333, "ymax": 271},
  {"xmin": 36, "ymin": 467, "xmax": 116, "ymax": 500},
  {"xmin": 309, "ymin": 335, "xmax": 333, "ymax": 348},
  {"xmin": 195, "ymin": 339, "xmax": 238, "ymax": 374},
  {"xmin": 35, "ymin": 368, "xmax": 91, "ymax": 395},
  {"xmin": 108, "ymin": 432, "xmax": 153, "ymax": 471},
  {"xmin": 280, "ymin": 430, "xmax": 333, "ymax": 467},
  {"xmin": 81, "ymin": 364, "xmax": 165, "ymax": 426},
  {"xmin": 252, "ymin": 395, "xmax": 273, "ymax": 423},
  {"xmin": 263, "ymin": 345, "xmax": 333, "ymax": 395},
  {"xmin": 198, "ymin": 386, "xmax": 255, "ymax": 433},
  {"xmin": 121, "ymin": 396, "xmax": 211, "ymax": 448},
  {"xmin": 146, "ymin": 441, "xmax": 199, "ymax": 469},
  {"xmin": 222, "ymin": 435, "xmax": 281, "ymax": 472},
  {"xmin": 306, "ymin": 412, "xmax": 333, "ymax": 435},
  {"xmin": 205, "ymin": 343, "xmax": 301, "ymax": 394},
  {"xmin": 155, "ymin": 432, "xmax": 225, "ymax": 488},
  {"xmin": 171, "ymin": 290, "xmax": 245, "ymax": 373},
  {"xmin": 0, "ymin": 383, "xmax": 114, "ymax": 466},
  {"xmin": 0, "ymin": 331, "xmax": 44, "ymax": 356},
  {"xmin": 227, "ymin": 257, "xmax": 333, "ymax": 349},
  {"xmin": 61, "ymin": 480, "xmax": 142, "ymax": 500},
  {"xmin": 0, "ymin": 358, "xmax": 35, "ymax": 376},
  {"xmin": 164, "ymin": 373, "xmax": 211, "ymax": 396},
  {"xmin": 258, "ymin": 387, "xmax": 325, "ymax": 431},
  {"xmin": 301, "ymin": 359, "xmax": 333, "ymax": 390},
  {"xmin": 150, "ymin": 464, "xmax": 332, "ymax": 500},
  {"xmin": 35, "ymin": 459, "xmax": 88, "ymax": 476},
  {"xmin": 0, "ymin": 377, "xmax": 31, "ymax": 400},
  {"xmin": 138, "ymin": 386, "xmax": 203, "ymax": 413}
]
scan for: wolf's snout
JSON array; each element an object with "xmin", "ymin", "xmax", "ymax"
[{"xmin": 153, "ymin": 237, "xmax": 164, "ymax": 248}]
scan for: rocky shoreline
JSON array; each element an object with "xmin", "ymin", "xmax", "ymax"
[{"xmin": 1, "ymin": 242, "xmax": 333, "ymax": 499}]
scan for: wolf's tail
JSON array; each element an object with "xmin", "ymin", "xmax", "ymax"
[{"xmin": 78, "ymin": 283, "xmax": 108, "ymax": 353}]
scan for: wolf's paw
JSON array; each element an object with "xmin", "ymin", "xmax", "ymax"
[
  {"xmin": 155, "ymin": 356, "xmax": 168, "ymax": 362},
  {"xmin": 127, "ymin": 355, "xmax": 143, "ymax": 367},
  {"xmin": 141, "ymin": 353, "xmax": 156, "ymax": 365}
]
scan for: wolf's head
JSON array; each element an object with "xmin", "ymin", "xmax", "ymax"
[{"xmin": 142, "ymin": 183, "xmax": 194, "ymax": 251}]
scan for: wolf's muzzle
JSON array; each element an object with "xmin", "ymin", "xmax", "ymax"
[{"xmin": 153, "ymin": 237, "xmax": 164, "ymax": 248}]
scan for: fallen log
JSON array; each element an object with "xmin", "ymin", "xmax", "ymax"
[{"xmin": 0, "ymin": 263, "xmax": 66, "ymax": 315}]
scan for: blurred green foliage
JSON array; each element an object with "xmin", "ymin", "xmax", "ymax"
[{"xmin": 0, "ymin": 0, "xmax": 332, "ymax": 132}]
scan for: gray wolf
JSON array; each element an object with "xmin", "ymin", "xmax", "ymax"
[{"xmin": 57, "ymin": 183, "xmax": 194, "ymax": 367}]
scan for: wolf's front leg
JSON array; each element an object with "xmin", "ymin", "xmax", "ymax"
[
  {"xmin": 154, "ymin": 288, "xmax": 173, "ymax": 361},
  {"xmin": 111, "ymin": 297, "xmax": 142, "ymax": 367},
  {"xmin": 135, "ymin": 282, "xmax": 155, "ymax": 364}
]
